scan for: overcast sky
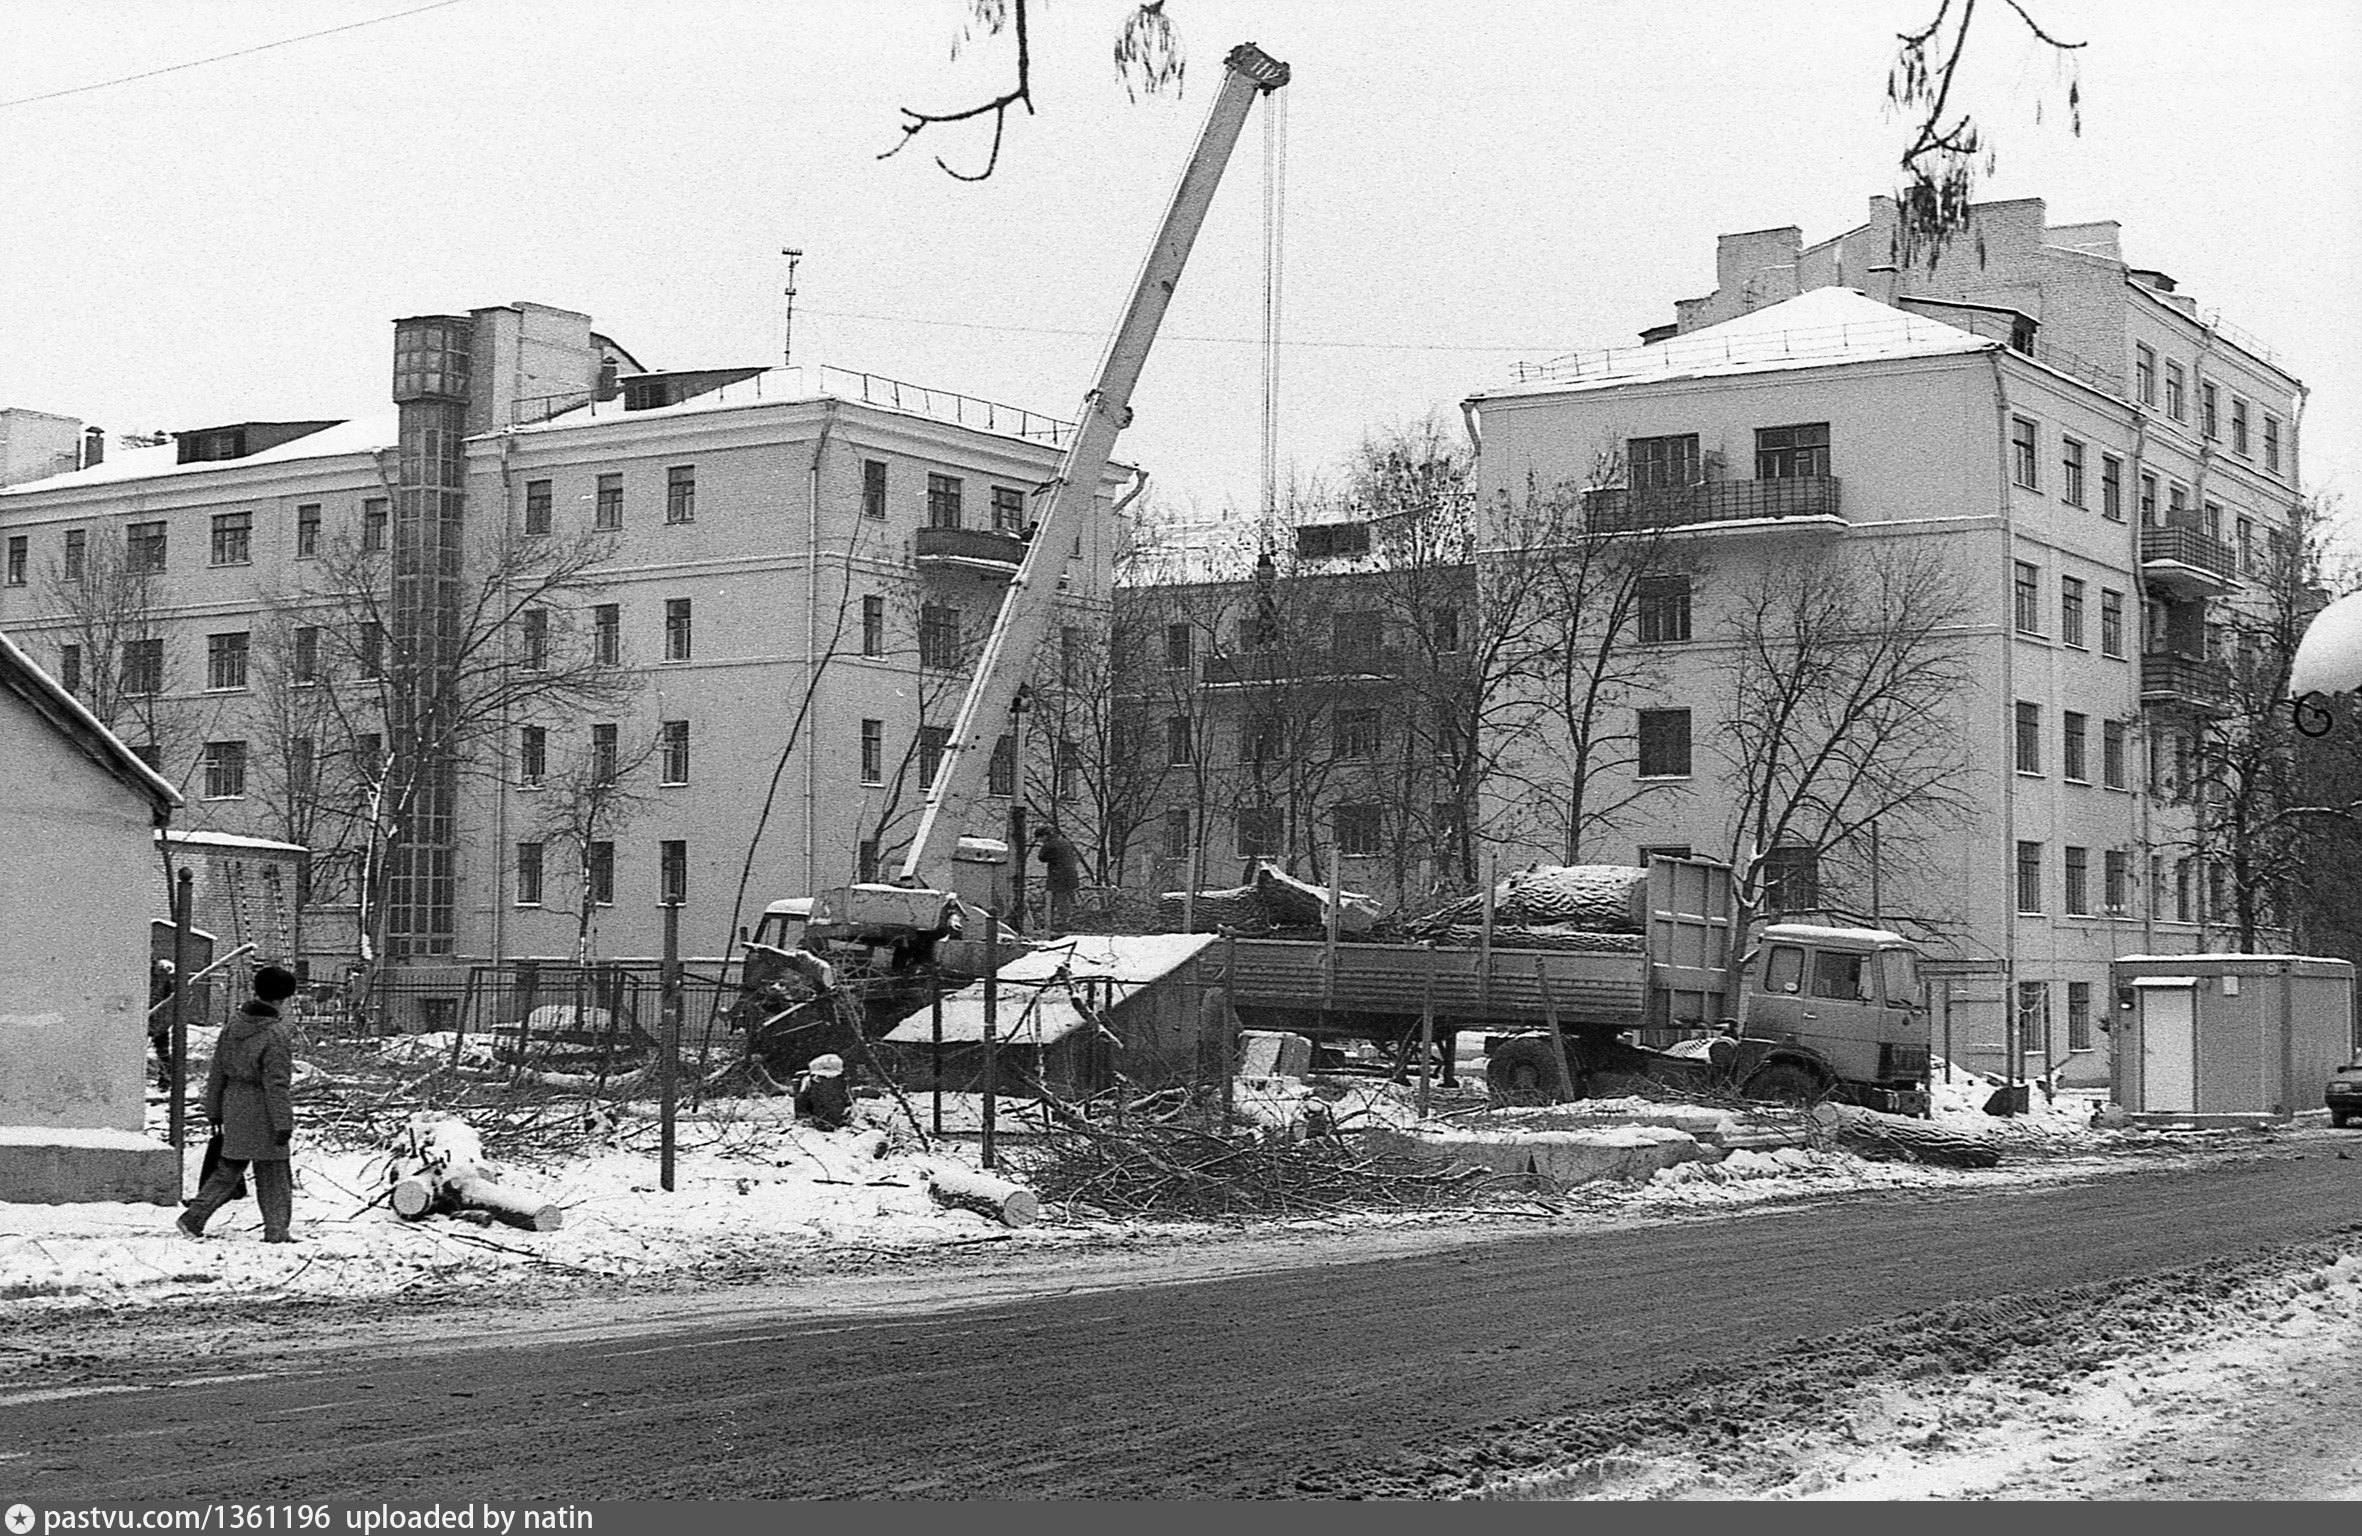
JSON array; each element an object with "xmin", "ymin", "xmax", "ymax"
[{"xmin": 3, "ymin": 1, "xmax": 2357, "ymax": 538}]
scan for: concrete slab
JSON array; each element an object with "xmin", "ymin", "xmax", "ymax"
[
  {"xmin": 1365, "ymin": 1124, "xmax": 1711, "ymax": 1188},
  {"xmin": 0, "ymin": 1126, "xmax": 180, "ymax": 1205}
]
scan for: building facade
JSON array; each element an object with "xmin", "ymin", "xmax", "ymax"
[{"xmin": 0, "ymin": 301, "xmax": 1131, "ymax": 999}]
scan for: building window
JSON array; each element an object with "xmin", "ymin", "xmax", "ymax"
[
  {"xmin": 515, "ymin": 842, "xmax": 544, "ymax": 906},
  {"xmin": 2062, "ymin": 711, "xmax": 2088, "ymax": 782},
  {"xmin": 2060, "ymin": 576, "xmax": 2086, "ymax": 648},
  {"xmin": 590, "ymin": 722, "xmax": 618, "ymax": 784},
  {"xmin": 201, "ymin": 510, "xmax": 248, "ymax": 564},
  {"xmin": 1754, "ymin": 422, "xmax": 1829, "ymax": 479},
  {"xmin": 2100, "ymin": 589, "xmax": 2125, "ymax": 658},
  {"xmin": 665, "ymin": 465, "xmax": 696, "ymax": 525},
  {"xmin": 1055, "ymin": 738, "xmax": 1081, "ymax": 801},
  {"xmin": 58, "ymin": 643, "xmax": 81, "ymax": 695},
  {"xmin": 587, "ymin": 841, "xmax": 615, "ymax": 906},
  {"xmin": 2015, "ymin": 701, "xmax": 2041, "ymax": 774},
  {"xmin": 2138, "ymin": 473, "xmax": 2158, "ymax": 527},
  {"xmin": 1164, "ymin": 808, "xmax": 1192, "ymax": 859},
  {"xmin": 2061, "ymin": 439, "xmax": 2085, "ymax": 506},
  {"xmin": 594, "ymin": 473, "xmax": 623, "ymax": 530},
  {"xmin": 1762, "ymin": 846, "xmax": 1818, "ymax": 913},
  {"xmin": 2010, "ymin": 417, "xmax": 2039, "ymax": 490},
  {"xmin": 918, "ymin": 603, "xmax": 961, "ymax": 669},
  {"xmin": 1165, "ymin": 622, "xmax": 1192, "ymax": 670},
  {"xmin": 1636, "ymin": 574, "xmax": 1692, "ymax": 644},
  {"xmin": 858, "ymin": 595, "xmax": 885, "ymax": 658},
  {"xmin": 1167, "ymin": 715, "xmax": 1195, "ymax": 766},
  {"xmin": 1334, "ymin": 610, "xmax": 1384, "ymax": 657},
  {"xmin": 2135, "ymin": 345, "xmax": 2156, "ymax": 405},
  {"xmin": 862, "ymin": 459, "xmax": 887, "ymax": 519},
  {"xmin": 927, "ymin": 473, "xmax": 963, "ymax": 529},
  {"xmin": 121, "ymin": 637, "xmax": 163, "ymax": 695},
  {"xmin": 127, "ymin": 520, "xmax": 167, "ymax": 573},
  {"xmin": 2264, "ymin": 416, "xmax": 2281, "ymax": 473},
  {"xmin": 1061, "ymin": 625, "xmax": 1084, "ymax": 686},
  {"xmin": 659, "ymin": 840, "xmax": 687, "ymax": 905},
  {"xmin": 2102, "ymin": 719, "xmax": 2127, "ymax": 790},
  {"xmin": 860, "ymin": 719, "xmax": 884, "ymax": 784},
  {"xmin": 201, "ymin": 740, "xmax": 247, "ymax": 799},
  {"xmin": 660, "ymin": 719, "xmax": 689, "ymax": 785},
  {"xmin": 1239, "ymin": 717, "xmax": 1276, "ymax": 765},
  {"xmin": 1236, "ymin": 805, "xmax": 1279, "ymax": 858},
  {"xmin": 2066, "ymin": 981, "xmax": 2094, "ymax": 1050},
  {"xmin": 991, "ymin": 485, "xmax": 1026, "ymax": 533},
  {"xmin": 593, "ymin": 603, "xmax": 620, "ymax": 665},
  {"xmin": 2017, "ymin": 982, "xmax": 2049, "ymax": 1060},
  {"xmin": 521, "ymin": 608, "xmax": 548, "ymax": 670},
  {"xmin": 2208, "ymin": 860, "xmax": 2228, "ymax": 923},
  {"xmin": 2100, "ymin": 455, "xmax": 2123, "ymax": 522},
  {"xmin": 2166, "ymin": 482, "xmax": 2189, "ymax": 529},
  {"xmin": 2203, "ymin": 499, "xmax": 2224, "ymax": 543},
  {"xmin": 2016, "ymin": 841, "xmax": 2043, "ymax": 912},
  {"xmin": 2013, "ymin": 562, "xmax": 2040, "ymax": 634},
  {"xmin": 2237, "ymin": 517, "xmax": 2256, "ymax": 574},
  {"xmin": 855, "ymin": 839, "xmax": 881, "ymax": 883},
  {"xmin": 4, "ymin": 536, "xmax": 23, "ymax": 586},
  {"xmin": 664, "ymin": 598, "xmax": 692, "ymax": 661},
  {"xmin": 988, "ymin": 734, "xmax": 1016, "ymax": 796},
  {"xmin": 1334, "ymin": 709, "xmax": 1381, "ymax": 762},
  {"xmin": 918, "ymin": 724, "xmax": 949, "ymax": 790},
  {"xmin": 2200, "ymin": 381, "xmax": 2219, "ymax": 440},
  {"xmin": 1334, "ymin": 803, "xmax": 1383, "ymax": 858},
  {"xmin": 205, "ymin": 631, "xmax": 249, "ymax": 690},
  {"xmin": 1629, "ymin": 433, "xmax": 1701, "ymax": 489},
  {"xmin": 2173, "ymin": 858, "xmax": 2192, "ymax": 922},
  {"xmin": 2103, "ymin": 852, "xmax": 2129, "ymax": 916},
  {"xmin": 2165, "ymin": 360, "xmax": 2186, "ymax": 422},
  {"xmin": 1637, "ymin": 707, "xmax": 1692, "ymax": 778},
  {"xmin": 362, "ymin": 499, "xmax": 387, "ymax": 552},
  {"xmin": 57, "ymin": 527, "xmax": 87, "ymax": 582},
  {"xmin": 1434, "ymin": 604, "xmax": 1462, "ymax": 654},
  {"xmin": 2064, "ymin": 846, "xmax": 2090, "ymax": 914},
  {"xmin": 358, "ymin": 621, "xmax": 384, "ymax": 679},
  {"xmin": 524, "ymin": 480, "xmax": 552, "ymax": 536},
  {"xmin": 2231, "ymin": 398, "xmax": 2249, "ymax": 457},
  {"xmin": 520, "ymin": 724, "xmax": 546, "ymax": 786}
]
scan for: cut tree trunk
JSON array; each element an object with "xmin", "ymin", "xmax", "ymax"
[
  {"xmin": 391, "ymin": 1168, "xmax": 564, "ymax": 1230},
  {"xmin": 927, "ymin": 1165, "xmax": 1039, "ymax": 1227},
  {"xmin": 1809, "ymin": 1101, "xmax": 2001, "ymax": 1168}
]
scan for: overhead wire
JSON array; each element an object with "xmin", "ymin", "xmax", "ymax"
[{"xmin": 799, "ymin": 303, "xmax": 1559, "ymax": 354}]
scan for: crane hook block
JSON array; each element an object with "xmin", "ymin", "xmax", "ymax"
[{"xmin": 1224, "ymin": 43, "xmax": 1291, "ymax": 91}]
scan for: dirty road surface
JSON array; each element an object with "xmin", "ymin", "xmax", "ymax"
[{"xmin": 8, "ymin": 1145, "xmax": 2360, "ymax": 1499}]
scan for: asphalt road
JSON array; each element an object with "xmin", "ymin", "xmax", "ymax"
[{"xmin": 9, "ymin": 1148, "xmax": 2362, "ymax": 1499}]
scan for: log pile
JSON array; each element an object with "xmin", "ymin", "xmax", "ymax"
[
  {"xmin": 926, "ymin": 1165, "xmax": 1040, "ymax": 1227},
  {"xmin": 389, "ymin": 1114, "xmax": 565, "ymax": 1231},
  {"xmin": 1809, "ymin": 1101, "xmax": 2001, "ymax": 1169},
  {"xmin": 1407, "ymin": 864, "xmax": 1648, "ymax": 938},
  {"xmin": 1027, "ymin": 1121, "xmax": 1519, "ymax": 1219}
]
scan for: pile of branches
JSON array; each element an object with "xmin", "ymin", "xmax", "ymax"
[{"xmin": 1025, "ymin": 1118, "xmax": 1522, "ymax": 1220}]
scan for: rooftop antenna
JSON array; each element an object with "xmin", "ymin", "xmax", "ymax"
[{"xmin": 781, "ymin": 248, "xmax": 804, "ymax": 369}]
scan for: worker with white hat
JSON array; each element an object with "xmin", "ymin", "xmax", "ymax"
[{"xmin": 794, "ymin": 1052, "xmax": 854, "ymax": 1130}]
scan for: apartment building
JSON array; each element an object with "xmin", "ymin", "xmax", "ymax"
[
  {"xmin": 0, "ymin": 300, "xmax": 1131, "ymax": 988},
  {"xmin": 1463, "ymin": 196, "xmax": 2305, "ymax": 1086}
]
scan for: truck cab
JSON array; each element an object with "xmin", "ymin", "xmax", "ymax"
[{"xmin": 1743, "ymin": 923, "xmax": 1930, "ymax": 1114}]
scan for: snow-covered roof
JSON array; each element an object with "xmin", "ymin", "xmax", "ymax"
[
  {"xmin": 0, "ymin": 414, "xmax": 395, "ymax": 496},
  {"xmin": 2115, "ymin": 953, "xmax": 2355, "ymax": 968},
  {"xmin": 1472, "ymin": 287, "xmax": 1997, "ymax": 402},
  {"xmin": 882, "ymin": 932, "xmax": 1218, "ymax": 1046},
  {"xmin": 1762, "ymin": 922, "xmax": 1912, "ymax": 948},
  {"xmin": 160, "ymin": 828, "xmax": 309, "ymax": 856},
  {"xmin": 0, "ymin": 626, "xmax": 181, "ymax": 814}
]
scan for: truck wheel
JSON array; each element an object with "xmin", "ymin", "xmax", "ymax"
[
  {"xmin": 1740, "ymin": 1061, "xmax": 1828, "ymax": 1106},
  {"xmin": 2334, "ymin": 1110, "xmax": 2352, "ymax": 1129},
  {"xmin": 1487, "ymin": 1037, "xmax": 1583, "ymax": 1106}
]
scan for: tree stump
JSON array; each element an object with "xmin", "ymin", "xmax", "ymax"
[
  {"xmin": 927, "ymin": 1165, "xmax": 1039, "ymax": 1227},
  {"xmin": 1810, "ymin": 1101, "xmax": 2001, "ymax": 1168}
]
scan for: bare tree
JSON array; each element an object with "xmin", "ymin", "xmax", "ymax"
[
  {"xmin": 2192, "ymin": 497, "xmax": 2362, "ymax": 951},
  {"xmin": 527, "ymin": 725, "xmax": 664, "ymax": 966},
  {"xmin": 1714, "ymin": 546, "xmax": 1981, "ymax": 1009},
  {"xmin": 34, "ymin": 533, "xmax": 208, "ymax": 786},
  {"xmin": 254, "ymin": 522, "xmax": 636, "ymax": 968}
]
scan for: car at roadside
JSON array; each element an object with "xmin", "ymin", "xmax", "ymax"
[{"xmin": 2326, "ymin": 1063, "xmax": 2362, "ymax": 1128}]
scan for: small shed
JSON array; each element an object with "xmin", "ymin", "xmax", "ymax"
[
  {"xmin": 2109, "ymin": 954, "xmax": 2357, "ymax": 1118},
  {"xmin": 882, "ymin": 933, "xmax": 1219, "ymax": 1097}
]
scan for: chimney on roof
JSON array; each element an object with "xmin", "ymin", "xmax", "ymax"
[{"xmin": 81, "ymin": 426, "xmax": 104, "ymax": 469}]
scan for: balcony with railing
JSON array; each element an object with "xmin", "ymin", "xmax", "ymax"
[
  {"xmin": 914, "ymin": 524, "xmax": 1028, "ymax": 572},
  {"xmin": 2139, "ymin": 525, "xmax": 2239, "ymax": 595},
  {"xmin": 1581, "ymin": 476, "xmax": 1842, "ymax": 534},
  {"xmin": 1201, "ymin": 648, "xmax": 1407, "ymax": 688},
  {"xmin": 2140, "ymin": 650, "xmax": 2233, "ymax": 712}
]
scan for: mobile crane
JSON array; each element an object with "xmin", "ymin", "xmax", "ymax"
[{"xmin": 806, "ymin": 42, "xmax": 1292, "ymax": 958}]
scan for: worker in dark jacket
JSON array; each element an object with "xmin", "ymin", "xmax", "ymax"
[
  {"xmin": 1033, "ymin": 823, "xmax": 1083, "ymax": 933},
  {"xmin": 177, "ymin": 966, "xmax": 300, "ymax": 1243},
  {"xmin": 794, "ymin": 1052, "xmax": 854, "ymax": 1131}
]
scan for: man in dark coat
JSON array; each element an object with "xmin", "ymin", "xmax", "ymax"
[
  {"xmin": 1033, "ymin": 823, "xmax": 1083, "ymax": 933},
  {"xmin": 793, "ymin": 1052, "xmax": 854, "ymax": 1131},
  {"xmin": 177, "ymin": 965, "xmax": 300, "ymax": 1243}
]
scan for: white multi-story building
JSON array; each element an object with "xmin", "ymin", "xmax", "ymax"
[
  {"xmin": 0, "ymin": 301, "xmax": 1132, "ymax": 1005},
  {"xmin": 1464, "ymin": 197, "xmax": 2304, "ymax": 1087}
]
